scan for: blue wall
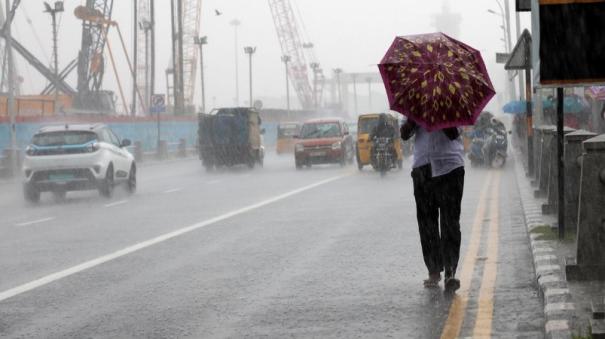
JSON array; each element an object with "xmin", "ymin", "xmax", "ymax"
[{"xmin": 0, "ymin": 120, "xmax": 280, "ymax": 154}]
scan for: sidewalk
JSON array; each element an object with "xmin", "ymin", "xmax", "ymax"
[{"xmin": 514, "ymin": 152, "xmax": 605, "ymax": 339}]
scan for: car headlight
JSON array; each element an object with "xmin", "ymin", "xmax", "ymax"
[
  {"xmin": 332, "ymin": 141, "xmax": 342, "ymax": 150},
  {"xmin": 295, "ymin": 143, "xmax": 304, "ymax": 152},
  {"xmin": 25, "ymin": 146, "xmax": 35, "ymax": 156}
]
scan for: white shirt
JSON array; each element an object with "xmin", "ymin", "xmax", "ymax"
[{"xmin": 412, "ymin": 127, "xmax": 465, "ymax": 177}]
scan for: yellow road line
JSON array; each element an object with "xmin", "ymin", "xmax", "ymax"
[
  {"xmin": 441, "ymin": 171, "xmax": 494, "ymax": 339},
  {"xmin": 472, "ymin": 171, "xmax": 502, "ymax": 337}
]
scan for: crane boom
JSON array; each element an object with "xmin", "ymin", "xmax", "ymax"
[{"xmin": 268, "ymin": 0, "xmax": 313, "ymax": 110}]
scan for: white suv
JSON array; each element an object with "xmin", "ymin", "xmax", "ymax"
[{"xmin": 22, "ymin": 124, "xmax": 136, "ymax": 202}]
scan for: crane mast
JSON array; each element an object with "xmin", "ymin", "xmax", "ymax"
[{"xmin": 268, "ymin": 0, "xmax": 314, "ymax": 110}]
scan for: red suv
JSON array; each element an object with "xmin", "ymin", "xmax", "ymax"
[{"xmin": 294, "ymin": 118, "xmax": 354, "ymax": 169}]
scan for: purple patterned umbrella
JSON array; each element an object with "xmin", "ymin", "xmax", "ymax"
[{"xmin": 379, "ymin": 33, "xmax": 496, "ymax": 132}]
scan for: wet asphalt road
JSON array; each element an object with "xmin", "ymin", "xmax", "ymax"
[{"xmin": 0, "ymin": 153, "xmax": 544, "ymax": 338}]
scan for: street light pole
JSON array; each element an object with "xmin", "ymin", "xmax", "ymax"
[
  {"xmin": 281, "ymin": 55, "xmax": 291, "ymax": 118},
  {"xmin": 310, "ymin": 62, "xmax": 320, "ymax": 111},
  {"xmin": 230, "ymin": 19, "xmax": 241, "ymax": 106},
  {"xmin": 140, "ymin": 20, "xmax": 153, "ymax": 115},
  {"xmin": 366, "ymin": 78, "xmax": 372, "ymax": 112},
  {"xmin": 5, "ymin": 0, "xmax": 17, "ymax": 175},
  {"xmin": 244, "ymin": 46, "xmax": 256, "ymax": 108},
  {"xmin": 194, "ymin": 36, "xmax": 207, "ymax": 113},
  {"xmin": 489, "ymin": 1, "xmax": 516, "ymax": 101},
  {"xmin": 44, "ymin": 1, "xmax": 64, "ymax": 115},
  {"xmin": 333, "ymin": 68, "xmax": 343, "ymax": 111}
]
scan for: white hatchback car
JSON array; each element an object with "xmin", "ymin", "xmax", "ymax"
[{"xmin": 22, "ymin": 124, "xmax": 136, "ymax": 202}]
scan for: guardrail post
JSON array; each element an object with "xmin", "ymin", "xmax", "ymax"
[
  {"xmin": 543, "ymin": 126, "xmax": 575, "ymax": 215},
  {"xmin": 178, "ymin": 139, "xmax": 187, "ymax": 158},
  {"xmin": 566, "ymin": 134, "xmax": 605, "ymax": 281},
  {"xmin": 535, "ymin": 125, "xmax": 555, "ymax": 197},
  {"xmin": 563, "ymin": 130, "xmax": 596, "ymax": 232},
  {"xmin": 133, "ymin": 141, "xmax": 144, "ymax": 162},
  {"xmin": 158, "ymin": 140, "xmax": 168, "ymax": 160}
]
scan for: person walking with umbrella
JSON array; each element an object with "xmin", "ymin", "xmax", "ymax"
[{"xmin": 379, "ymin": 33, "xmax": 495, "ymax": 291}]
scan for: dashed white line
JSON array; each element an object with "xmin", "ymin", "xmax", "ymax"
[
  {"xmin": 15, "ymin": 217, "xmax": 56, "ymax": 227},
  {"xmin": 104, "ymin": 200, "xmax": 129, "ymax": 208},
  {"xmin": 164, "ymin": 188, "xmax": 182, "ymax": 194},
  {"xmin": 0, "ymin": 174, "xmax": 349, "ymax": 303}
]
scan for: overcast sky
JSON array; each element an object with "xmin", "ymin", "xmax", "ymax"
[{"xmin": 7, "ymin": 0, "xmax": 531, "ymax": 114}]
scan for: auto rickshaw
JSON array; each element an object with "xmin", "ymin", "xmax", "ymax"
[
  {"xmin": 356, "ymin": 113, "xmax": 404, "ymax": 170},
  {"xmin": 276, "ymin": 122, "xmax": 301, "ymax": 154}
]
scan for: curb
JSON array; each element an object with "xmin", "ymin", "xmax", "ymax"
[{"xmin": 513, "ymin": 155, "xmax": 574, "ymax": 339}]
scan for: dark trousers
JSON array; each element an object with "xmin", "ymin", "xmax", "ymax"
[{"xmin": 411, "ymin": 165, "xmax": 465, "ymax": 276}]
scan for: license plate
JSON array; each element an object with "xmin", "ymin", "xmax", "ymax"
[
  {"xmin": 310, "ymin": 151, "xmax": 326, "ymax": 157},
  {"xmin": 49, "ymin": 173, "xmax": 74, "ymax": 181}
]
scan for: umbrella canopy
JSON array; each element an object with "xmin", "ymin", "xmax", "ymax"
[
  {"xmin": 502, "ymin": 99, "xmax": 555, "ymax": 114},
  {"xmin": 585, "ymin": 86, "xmax": 605, "ymax": 101},
  {"xmin": 378, "ymin": 33, "xmax": 495, "ymax": 132}
]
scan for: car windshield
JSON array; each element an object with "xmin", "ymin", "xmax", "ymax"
[
  {"xmin": 32, "ymin": 131, "xmax": 97, "ymax": 147},
  {"xmin": 300, "ymin": 122, "xmax": 341, "ymax": 139},
  {"xmin": 278, "ymin": 124, "xmax": 300, "ymax": 138},
  {"xmin": 358, "ymin": 118, "xmax": 379, "ymax": 134}
]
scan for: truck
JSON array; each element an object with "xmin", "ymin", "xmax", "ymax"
[{"xmin": 197, "ymin": 107, "xmax": 264, "ymax": 171}]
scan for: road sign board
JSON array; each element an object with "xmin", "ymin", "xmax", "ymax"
[
  {"xmin": 496, "ymin": 53, "xmax": 511, "ymax": 64},
  {"xmin": 151, "ymin": 94, "xmax": 166, "ymax": 114},
  {"xmin": 505, "ymin": 30, "xmax": 532, "ymax": 70},
  {"xmin": 516, "ymin": 0, "xmax": 531, "ymax": 11}
]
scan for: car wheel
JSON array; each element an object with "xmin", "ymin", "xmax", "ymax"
[
  {"xmin": 24, "ymin": 184, "xmax": 40, "ymax": 203},
  {"xmin": 99, "ymin": 165, "xmax": 114, "ymax": 198},
  {"xmin": 127, "ymin": 164, "xmax": 137, "ymax": 194}
]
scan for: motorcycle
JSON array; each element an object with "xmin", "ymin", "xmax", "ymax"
[
  {"xmin": 468, "ymin": 127, "xmax": 508, "ymax": 168},
  {"xmin": 371, "ymin": 137, "xmax": 395, "ymax": 176}
]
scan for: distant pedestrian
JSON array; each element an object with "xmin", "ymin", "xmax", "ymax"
[{"xmin": 401, "ymin": 120, "xmax": 465, "ymax": 291}]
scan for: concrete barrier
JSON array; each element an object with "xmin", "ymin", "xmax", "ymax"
[
  {"xmin": 563, "ymin": 130, "xmax": 597, "ymax": 232},
  {"xmin": 535, "ymin": 125, "xmax": 556, "ymax": 198},
  {"xmin": 543, "ymin": 126, "xmax": 575, "ymax": 215},
  {"xmin": 566, "ymin": 134, "xmax": 605, "ymax": 281}
]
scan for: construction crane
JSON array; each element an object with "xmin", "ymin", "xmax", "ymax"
[
  {"xmin": 268, "ymin": 0, "xmax": 320, "ymax": 111},
  {"xmin": 134, "ymin": 0, "xmax": 154, "ymax": 115},
  {"xmin": 165, "ymin": 0, "xmax": 202, "ymax": 113},
  {"xmin": 74, "ymin": 0, "xmax": 115, "ymax": 112}
]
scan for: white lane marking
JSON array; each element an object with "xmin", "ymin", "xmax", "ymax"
[
  {"xmin": 206, "ymin": 180, "xmax": 221, "ymax": 185},
  {"xmin": 164, "ymin": 188, "xmax": 182, "ymax": 194},
  {"xmin": 15, "ymin": 217, "xmax": 55, "ymax": 227},
  {"xmin": 0, "ymin": 174, "xmax": 348, "ymax": 303},
  {"xmin": 104, "ymin": 200, "xmax": 129, "ymax": 208}
]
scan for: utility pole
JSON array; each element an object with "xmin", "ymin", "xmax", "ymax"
[
  {"xmin": 150, "ymin": 0, "xmax": 155, "ymax": 102},
  {"xmin": 281, "ymin": 55, "xmax": 291, "ymax": 118},
  {"xmin": 366, "ymin": 78, "xmax": 372, "ymax": 112},
  {"xmin": 43, "ymin": 1, "xmax": 64, "ymax": 115},
  {"xmin": 132, "ymin": 0, "xmax": 137, "ymax": 115},
  {"xmin": 5, "ymin": 0, "xmax": 17, "ymax": 175},
  {"xmin": 333, "ymin": 68, "xmax": 343, "ymax": 111},
  {"xmin": 516, "ymin": 10, "xmax": 524, "ymax": 100},
  {"xmin": 170, "ymin": 0, "xmax": 185, "ymax": 113},
  {"xmin": 503, "ymin": 0, "xmax": 516, "ymax": 101},
  {"xmin": 310, "ymin": 62, "xmax": 320, "ymax": 111},
  {"xmin": 244, "ymin": 46, "xmax": 256, "ymax": 107},
  {"xmin": 194, "ymin": 36, "xmax": 207, "ymax": 113},
  {"xmin": 352, "ymin": 74, "xmax": 358, "ymax": 115},
  {"xmin": 230, "ymin": 19, "xmax": 241, "ymax": 106}
]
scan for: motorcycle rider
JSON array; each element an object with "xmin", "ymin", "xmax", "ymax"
[{"xmin": 370, "ymin": 114, "xmax": 397, "ymax": 165}]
